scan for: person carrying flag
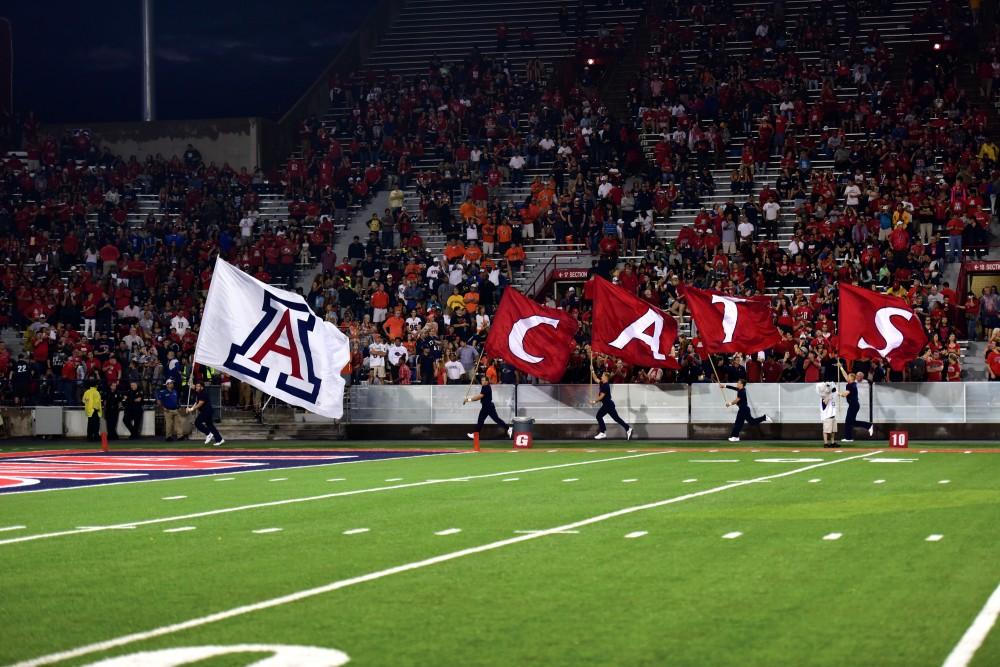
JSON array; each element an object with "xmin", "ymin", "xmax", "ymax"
[
  {"xmin": 720, "ymin": 379, "xmax": 770, "ymax": 442},
  {"xmin": 463, "ymin": 376, "xmax": 512, "ymax": 439},
  {"xmin": 591, "ymin": 370, "xmax": 633, "ymax": 440},
  {"xmin": 187, "ymin": 380, "xmax": 225, "ymax": 446},
  {"xmin": 838, "ymin": 369, "xmax": 875, "ymax": 442}
]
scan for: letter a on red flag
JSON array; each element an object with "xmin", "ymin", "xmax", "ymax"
[
  {"xmin": 485, "ymin": 288, "xmax": 579, "ymax": 382},
  {"xmin": 679, "ymin": 285, "xmax": 782, "ymax": 354},
  {"xmin": 838, "ymin": 283, "xmax": 927, "ymax": 371},
  {"xmin": 592, "ymin": 277, "xmax": 680, "ymax": 368}
]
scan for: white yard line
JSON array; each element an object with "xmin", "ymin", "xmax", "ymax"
[
  {"xmin": 941, "ymin": 580, "xmax": 1000, "ymax": 667},
  {"xmin": 0, "ymin": 525, "xmax": 26, "ymax": 532},
  {"xmin": 162, "ymin": 527, "xmax": 196, "ymax": 534},
  {"xmin": 0, "ymin": 452, "xmax": 670, "ymax": 548},
  {"xmin": 624, "ymin": 531, "xmax": 648, "ymax": 539},
  {"xmin": 9, "ymin": 451, "xmax": 878, "ymax": 667}
]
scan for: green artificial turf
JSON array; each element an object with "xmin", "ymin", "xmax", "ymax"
[{"xmin": 1, "ymin": 444, "xmax": 998, "ymax": 666}]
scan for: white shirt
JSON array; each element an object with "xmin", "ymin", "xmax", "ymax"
[
  {"xmin": 763, "ymin": 201, "xmax": 781, "ymax": 221},
  {"xmin": 170, "ymin": 315, "xmax": 189, "ymax": 336},
  {"xmin": 598, "ymin": 182, "xmax": 613, "ymax": 199},
  {"xmin": 445, "ymin": 360, "xmax": 465, "ymax": 380},
  {"xmin": 844, "ymin": 184, "xmax": 861, "ymax": 206},
  {"xmin": 239, "ymin": 216, "xmax": 254, "ymax": 238},
  {"xmin": 509, "ymin": 155, "xmax": 526, "ymax": 170},
  {"xmin": 368, "ymin": 342, "xmax": 388, "ymax": 368},
  {"xmin": 820, "ymin": 397, "xmax": 837, "ymax": 420},
  {"xmin": 738, "ymin": 221, "xmax": 755, "ymax": 239},
  {"xmin": 539, "ymin": 137, "xmax": 555, "ymax": 151},
  {"xmin": 387, "ymin": 344, "xmax": 408, "ymax": 366}
]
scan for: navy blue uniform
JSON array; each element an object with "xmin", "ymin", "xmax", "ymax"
[
  {"xmin": 843, "ymin": 382, "xmax": 872, "ymax": 440},
  {"xmin": 726, "ymin": 385, "xmax": 766, "ymax": 438},
  {"xmin": 193, "ymin": 389, "xmax": 223, "ymax": 443},
  {"xmin": 596, "ymin": 381, "xmax": 630, "ymax": 434},
  {"xmin": 473, "ymin": 384, "xmax": 508, "ymax": 432}
]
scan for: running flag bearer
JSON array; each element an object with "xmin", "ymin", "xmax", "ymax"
[
  {"xmin": 194, "ymin": 258, "xmax": 351, "ymax": 419},
  {"xmin": 590, "ymin": 369, "xmax": 633, "ymax": 440},
  {"xmin": 463, "ymin": 376, "xmax": 512, "ymax": 440}
]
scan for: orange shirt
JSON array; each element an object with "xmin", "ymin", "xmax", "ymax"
[
  {"xmin": 383, "ymin": 315, "xmax": 405, "ymax": 340},
  {"xmin": 497, "ymin": 224, "xmax": 513, "ymax": 243},
  {"xmin": 370, "ymin": 291, "xmax": 389, "ymax": 309},
  {"xmin": 444, "ymin": 242, "xmax": 466, "ymax": 261},
  {"xmin": 464, "ymin": 246, "xmax": 482, "ymax": 263},
  {"xmin": 475, "ymin": 204, "xmax": 488, "ymax": 226},
  {"xmin": 464, "ymin": 291, "xmax": 480, "ymax": 309},
  {"xmin": 485, "ymin": 364, "xmax": 499, "ymax": 384},
  {"xmin": 481, "ymin": 223, "xmax": 496, "ymax": 242},
  {"xmin": 505, "ymin": 246, "xmax": 525, "ymax": 263}
]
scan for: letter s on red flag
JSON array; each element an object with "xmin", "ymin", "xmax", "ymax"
[
  {"xmin": 838, "ymin": 283, "xmax": 927, "ymax": 371},
  {"xmin": 485, "ymin": 288, "xmax": 579, "ymax": 382},
  {"xmin": 591, "ymin": 277, "xmax": 680, "ymax": 368},
  {"xmin": 679, "ymin": 285, "xmax": 782, "ymax": 354}
]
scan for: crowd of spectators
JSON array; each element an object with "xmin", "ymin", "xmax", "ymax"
[{"xmin": 3, "ymin": 0, "xmax": 1000, "ymax": 411}]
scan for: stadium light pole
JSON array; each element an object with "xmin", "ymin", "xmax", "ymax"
[{"xmin": 141, "ymin": 0, "xmax": 156, "ymax": 121}]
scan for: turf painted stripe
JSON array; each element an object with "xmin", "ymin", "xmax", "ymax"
[
  {"xmin": 926, "ymin": 534, "xmax": 944, "ymax": 542},
  {"xmin": 342, "ymin": 528, "xmax": 369, "ymax": 535},
  {"xmin": 0, "ymin": 525, "xmax": 26, "ymax": 532},
  {"xmin": 624, "ymin": 531, "xmax": 647, "ymax": 539},
  {"xmin": 0, "ymin": 452, "xmax": 669, "ymax": 548},
  {"xmin": 9, "ymin": 451, "xmax": 877, "ymax": 667},
  {"xmin": 822, "ymin": 533, "xmax": 842, "ymax": 541},
  {"xmin": 721, "ymin": 532, "xmax": 743, "ymax": 539},
  {"xmin": 941, "ymin": 580, "xmax": 1000, "ymax": 667},
  {"xmin": 162, "ymin": 527, "xmax": 196, "ymax": 534},
  {"xmin": 161, "ymin": 496, "xmax": 187, "ymax": 501},
  {"xmin": 252, "ymin": 528, "xmax": 283, "ymax": 534},
  {"xmin": 434, "ymin": 528, "xmax": 462, "ymax": 536}
]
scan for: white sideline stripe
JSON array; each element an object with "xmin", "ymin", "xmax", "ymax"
[
  {"xmin": 7, "ymin": 451, "xmax": 877, "ymax": 667},
  {"xmin": 342, "ymin": 528, "xmax": 369, "ymax": 535},
  {"xmin": 0, "ymin": 525, "xmax": 26, "ymax": 532},
  {"xmin": 268, "ymin": 478, "xmax": 288, "ymax": 482},
  {"xmin": 163, "ymin": 527, "xmax": 196, "ymax": 534},
  {"xmin": 434, "ymin": 528, "xmax": 461, "ymax": 536},
  {"xmin": 252, "ymin": 528, "xmax": 283, "ymax": 534},
  {"xmin": 624, "ymin": 531, "xmax": 647, "ymax": 539},
  {"xmin": 161, "ymin": 496, "xmax": 186, "ymax": 501},
  {"xmin": 927, "ymin": 534, "xmax": 944, "ymax": 542},
  {"xmin": 214, "ymin": 478, "xmax": 235, "ymax": 482},
  {"xmin": 0, "ymin": 452, "xmax": 668, "ymax": 548},
  {"xmin": 941, "ymin": 580, "xmax": 1000, "ymax": 667},
  {"xmin": 722, "ymin": 531, "xmax": 743, "ymax": 539},
  {"xmin": 823, "ymin": 533, "xmax": 842, "ymax": 541}
]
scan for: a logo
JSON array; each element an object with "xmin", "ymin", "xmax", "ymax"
[
  {"xmin": 857, "ymin": 306, "xmax": 913, "ymax": 357},
  {"xmin": 508, "ymin": 315, "xmax": 561, "ymax": 364},
  {"xmin": 225, "ymin": 291, "xmax": 322, "ymax": 403},
  {"xmin": 513, "ymin": 433, "xmax": 532, "ymax": 448}
]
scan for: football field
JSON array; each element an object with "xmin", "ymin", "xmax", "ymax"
[{"xmin": 1, "ymin": 442, "xmax": 999, "ymax": 666}]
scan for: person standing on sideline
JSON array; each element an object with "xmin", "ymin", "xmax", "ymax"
[
  {"xmin": 121, "ymin": 380, "xmax": 144, "ymax": 439},
  {"xmin": 82, "ymin": 381, "xmax": 103, "ymax": 442},
  {"xmin": 839, "ymin": 370, "xmax": 875, "ymax": 442},
  {"xmin": 721, "ymin": 379, "xmax": 770, "ymax": 442},
  {"xmin": 463, "ymin": 376, "xmax": 512, "ymax": 439},
  {"xmin": 157, "ymin": 379, "xmax": 184, "ymax": 441},
  {"xmin": 591, "ymin": 370, "xmax": 633, "ymax": 440},
  {"xmin": 817, "ymin": 382, "xmax": 838, "ymax": 448},
  {"xmin": 102, "ymin": 380, "xmax": 122, "ymax": 440},
  {"xmin": 187, "ymin": 380, "xmax": 224, "ymax": 446}
]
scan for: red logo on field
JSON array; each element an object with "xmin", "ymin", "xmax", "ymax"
[{"xmin": 0, "ymin": 455, "xmax": 353, "ymax": 490}]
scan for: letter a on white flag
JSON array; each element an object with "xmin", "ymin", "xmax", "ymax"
[{"xmin": 194, "ymin": 258, "xmax": 351, "ymax": 419}]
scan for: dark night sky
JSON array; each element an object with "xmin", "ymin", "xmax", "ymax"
[{"xmin": 4, "ymin": 0, "xmax": 368, "ymax": 123}]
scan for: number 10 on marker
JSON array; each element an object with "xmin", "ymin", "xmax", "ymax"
[{"xmin": 889, "ymin": 431, "xmax": 909, "ymax": 448}]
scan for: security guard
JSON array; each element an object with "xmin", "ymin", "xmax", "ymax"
[
  {"xmin": 82, "ymin": 381, "xmax": 103, "ymax": 442},
  {"xmin": 156, "ymin": 379, "xmax": 183, "ymax": 441},
  {"xmin": 122, "ymin": 380, "xmax": 145, "ymax": 439}
]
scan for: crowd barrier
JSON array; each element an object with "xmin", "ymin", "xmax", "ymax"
[{"xmin": 347, "ymin": 383, "xmax": 1000, "ymax": 425}]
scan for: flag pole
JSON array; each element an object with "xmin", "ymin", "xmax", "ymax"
[
  {"xmin": 707, "ymin": 353, "xmax": 729, "ymax": 406},
  {"xmin": 463, "ymin": 346, "xmax": 486, "ymax": 403}
]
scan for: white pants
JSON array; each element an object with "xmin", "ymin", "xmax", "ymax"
[
  {"xmin": 83, "ymin": 319, "xmax": 96, "ymax": 338},
  {"xmin": 522, "ymin": 222, "xmax": 535, "ymax": 238}
]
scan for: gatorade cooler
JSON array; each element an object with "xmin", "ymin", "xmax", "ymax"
[{"xmin": 512, "ymin": 417, "xmax": 535, "ymax": 449}]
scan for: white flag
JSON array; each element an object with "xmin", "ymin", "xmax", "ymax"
[{"xmin": 194, "ymin": 258, "xmax": 350, "ymax": 419}]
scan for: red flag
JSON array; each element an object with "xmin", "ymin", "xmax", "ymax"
[
  {"xmin": 680, "ymin": 285, "xmax": 781, "ymax": 354},
  {"xmin": 592, "ymin": 277, "xmax": 680, "ymax": 368},
  {"xmin": 485, "ymin": 288, "xmax": 578, "ymax": 382},
  {"xmin": 838, "ymin": 283, "xmax": 927, "ymax": 371}
]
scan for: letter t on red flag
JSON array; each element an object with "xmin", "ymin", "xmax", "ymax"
[
  {"xmin": 680, "ymin": 285, "xmax": 782, "ymax": 354},
  {"xmin": 485, "ymin": 288, "xmax": 579, "ymax": 382}
]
